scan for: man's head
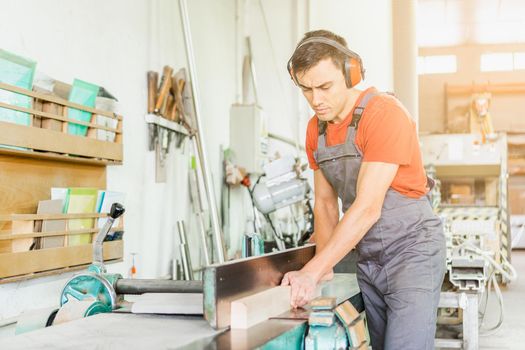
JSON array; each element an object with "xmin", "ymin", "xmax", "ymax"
[{"xmin": 288, "ymin": 30, "xmax": 364, "ymax": 122}]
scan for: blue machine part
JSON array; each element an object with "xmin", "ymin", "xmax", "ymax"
[
  {"xmin": 261, "ymin": 322, "xmax": 307, "ymax": 350},
  {"xmin": 305, "ymin": 320, "xmax": 348, "ymax": 350},
  {"xmin": 60, "ymin": 272, "xmax": 122, "ymax": 311}
]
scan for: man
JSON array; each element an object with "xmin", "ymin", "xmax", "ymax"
[{"xmin": 281, "ymin": 29, "xmax": 446, "ymax": 350}]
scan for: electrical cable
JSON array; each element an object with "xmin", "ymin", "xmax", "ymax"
[{"xmin": 453, "ymin": 237, "xmax": 517, "ymax": 334}]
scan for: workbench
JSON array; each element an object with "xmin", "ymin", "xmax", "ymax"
[{"xmin": 0, "ymin": 274, "xmax": 362, "ymax": 349}]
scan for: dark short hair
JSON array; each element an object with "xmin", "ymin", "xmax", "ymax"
[{"xmin": 290, "ymin": 29, "xmax": 349, "ymax": 77}]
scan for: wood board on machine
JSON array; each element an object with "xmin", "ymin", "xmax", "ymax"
[
  {"xmin": 230, "ymin": 285, "xmax": 321, "ymax": 329},
  {"xmin": 131, "ymin": 293, "xmax": 203, "ymax": 315}
]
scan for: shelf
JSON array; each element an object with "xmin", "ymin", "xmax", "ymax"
[
  {"xmin": 0, "ymin": 258, "xmax": 123, "ymax": 284},
  {"xmin": 0, "ymin": 146, "xmax": 121, "ymax": 166},
  {"xmin": 0, "ymin": 121, "xmax": 123, "ymax": 163},
  {"xmin": 0, "ymin": 82, "xmax": 123, "ymax": 164},
  {"xmin": 0, "ymin": 82, "xmax": 122, "ymax": 120},
  {"xmin": 0, "ymin": 240, "xmax": 123, "ymax": 280},
  {"xmin": 0, "ymin": 82, "xmax": 125, "ymax": 282},
  {"xmin": 145, "ymin": 113, "xmax": 189, "ymax": 136}
]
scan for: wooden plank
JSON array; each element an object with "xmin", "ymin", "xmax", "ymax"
[
  {"xmin": 0, "ymin": 213, "xmax": 108, "ymax": 221},
  {"xmin": 446, "ymin": 82, "xmax": 525, "ymax": 96},
  {"xmin": 0, "ymin": 82, "xmax": 122, "ymax": 120},
  {"xmin": 0, "ymin": 121, "xmax": 123, "ymax": 161},
  {"xmin": 11, "ymin": 219, "xmax": 34, "ymax": 252},
  {"xmin": 0, "ymin": 102, "xmax": 121, "ymax": 133},
  {"xmin": 230, "ymin": 286, "xmax": 293, "ymax": 329},
  {"xmin": 0, "ymin": 147, "xmax": 121, "ymax": 166},
  {"xmin": 0, "ymin": 258, "xmax": 123, "ymax": 284},
  {"xmin": 0, "ymin": 227, "xmax": 121, "ymax": 240},
  {"xmin": 0, "ymin": 240, "xmax": 123, "ymax": 278},
  {"xmin": 0, "ymin": 155, "xmax": 106, "ymax": 218}
]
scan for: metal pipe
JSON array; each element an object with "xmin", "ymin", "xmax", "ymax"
[
  {"xmin": 245, "ymin": 37, "xmax": 260, "ymax": 106},
  {"xmin": 189, "ymin": 160, "xmax": 211, "ymax": 265},
  {"xmin": 93, "ymin": 203, "xmax": 125, "ymax": 272},
  {"xmin": 115, "ymin": 279, "xmax": 203, "ymax": 295},
  {"xmin": 177, "ymin": 221, "xmax": 194, "ymax": 280},
  {"xmin": 93, "ymin": 216, "xmax": 115, "ymax": 271},
  {"xmin": 179, "ymin": 0, "xmax": 227, "ymax": 263}
]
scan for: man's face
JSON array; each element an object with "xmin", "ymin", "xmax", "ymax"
[{"xmin": 295, "ymin": 58, "xmax": 349, "ymax": 123}]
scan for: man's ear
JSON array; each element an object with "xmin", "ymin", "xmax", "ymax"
[{"xmin": 289, "ymin": 68, "xmax": 299, "ymax": 86}]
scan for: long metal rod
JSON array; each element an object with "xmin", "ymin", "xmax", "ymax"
[
  {"xmin": 177, "ymin": 220, "xmax": 194, "ymax": 280},
  {"xmin": 189, "ymin": 147, "xmax": 211, "ymax": 266},
  {"xmin": 179, "ymin": 0, "xmax": 226, "ymax": 263},
  {"xmin": 115, "ymin": 279, "xmax": 203, "ymax": 295}
]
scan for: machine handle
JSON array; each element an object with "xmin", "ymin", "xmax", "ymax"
[
  {"xmin": 110, "ymin": 202, "xmax": 125, "ymax": 219},
  {"xmin": 92, "ymin": 203, "xmax": 126, "ymax": 273}
]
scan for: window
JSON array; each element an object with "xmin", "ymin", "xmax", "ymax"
[
  {"xmin": 480, "ymin": 53, "xmax": 513, "ymax": 72},
  {"xmin": 514, "ymin": 52, "xmax": 525, "ymax": 70},
  {"xmin": 418, "ymin": 55, "xmax": 457, "ymax": 75}
]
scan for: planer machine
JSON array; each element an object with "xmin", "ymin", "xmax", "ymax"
[{"xmin": 8, "ymin": 203, "xmax": 368, "ymax": 349}]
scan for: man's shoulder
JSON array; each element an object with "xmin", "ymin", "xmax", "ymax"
[
  {"xmin": 307, "ymin": 115, "xmax": 319, "ymax": 135},
  {"xmin": 364, "ymin": 92, "xmax": 413, "ymax": 124}
]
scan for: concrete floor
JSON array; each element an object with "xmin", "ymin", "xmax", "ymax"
[{"xmin": 478, "ymin": 250, "xmax": 525, "ymax": 350}]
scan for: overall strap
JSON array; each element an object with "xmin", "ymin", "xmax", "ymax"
[{"xmin": 350, "ymin": 91, "xmax": 379, "ymax": 130}]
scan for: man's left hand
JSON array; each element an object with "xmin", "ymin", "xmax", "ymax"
[{"xmin": 281, "ymin": 269, "xmax": 319, "ymax": 308}]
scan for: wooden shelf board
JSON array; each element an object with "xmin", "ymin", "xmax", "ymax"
[
  {"xmin": 0, "ymin": 240, "xmax": 123, "ymax": 279},
  {"xmin": 0, "ymin": 227, "xmax": 121, "ymax": 240},
  {"xmin": 0, "ymin": 258, "xmax": 123, "ymax": 284},
  {"xmin": 1, "ymin": 213, "xmax": 106, "ymax": 221},
  {"xmin": 0, "ymin": 121, "xmax": 122, "ymax": 162},
  {"xmin": 0, "ymin": 82, "xmax": 122, "ymax": 120},
  {"xmin": 0, "ymin": 101, "xmax": 121, "ymax": 133},
  {"xmin": 0, "ymin": 147, "xmax": 121, "ymax": 166}
]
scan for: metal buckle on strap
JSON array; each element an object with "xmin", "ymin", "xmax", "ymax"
[
  {"xmin": 318, "ymin": 120, "xmax": 328, "ymax": 135},
  {"xmin": 350, "ymin": 107, "xmax": 365, "ymax": 129}
]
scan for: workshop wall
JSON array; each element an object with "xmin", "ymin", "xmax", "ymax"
[
  {"xmin": 0, "ymin": 0, "xmax": 395, "ymax": 323},
  {"xmin": 225, "ymin": 0, "xmax": 395, "ymax": 255},
  {"xmin": 309, "ymin": 0, "xmax": 395, "ymax": 94},
  {"xmin": 419, "ymin": 43, "xmax": 525, "ymax": 133},
  {"xmin": 0, "ymin": 0, "xmax": 237, "ymax": 321}
]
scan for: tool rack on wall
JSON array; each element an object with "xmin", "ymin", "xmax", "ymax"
[{"xmin": 0, "ymin": 82, "xmax": 124, "ymax": 283}]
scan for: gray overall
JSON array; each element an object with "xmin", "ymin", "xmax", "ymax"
[{"xmin": 314, "ymin": 92, "xmax": 446, "ymax": 350}]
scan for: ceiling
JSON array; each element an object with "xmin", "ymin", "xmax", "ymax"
[{"xmin": 418, "ymin": 0, "xmax": 525, "ymax": 47}]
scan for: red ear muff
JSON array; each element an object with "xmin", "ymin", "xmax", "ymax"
[{"xmin": 347, "ymin": 56, "xmax": 363, "ymax": 88}]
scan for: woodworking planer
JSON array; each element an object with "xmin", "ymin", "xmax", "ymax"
[{"xmin": 9, "ymin": 203, "xmax": 367, "ymax": 349}]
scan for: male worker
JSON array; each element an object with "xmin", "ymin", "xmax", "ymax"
[{"xmin": 281, "ymin": 30, "xmax": 446, "ymax": 350}]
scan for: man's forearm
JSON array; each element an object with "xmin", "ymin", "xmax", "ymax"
[
  {"xmin": 304, "ymin": 203, "xmax": 380, "ymax": 280},
  {"xmin": 313, "ymin": 201, "xmax": 339, "ymax": 252}
]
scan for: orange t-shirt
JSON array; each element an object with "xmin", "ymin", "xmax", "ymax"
[{"xmin": 305, "ymin": 87, "xmax": 428, "ymax": 199}]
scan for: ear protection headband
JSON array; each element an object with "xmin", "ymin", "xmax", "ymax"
[{"xmin": 287, "ymin": 37, "xmax": 365, "ymax": 88}]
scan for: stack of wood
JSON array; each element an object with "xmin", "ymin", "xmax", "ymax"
[{"xmin": 147, "ymin": 66, "xmax": 187, "ymax": 123}]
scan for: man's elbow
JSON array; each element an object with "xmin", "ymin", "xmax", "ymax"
[
  {"xmin": 361, "ymin": 204, "xmax": 382, "ymax": 225},
  {"xmin": 314, "ymin": 197, "xmax": 338, "ymax": 213}
]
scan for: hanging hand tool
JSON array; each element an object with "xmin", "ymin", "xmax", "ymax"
[
  {"xmin": 147, "ymin": 71, "xmax": 159, "ymax": 151},
  {"xmin": 147, "ymin": 71, "xmax": 158, "ymax": 114},
  {"xmin": 154, "ymin": 65, "xmax": 173, "ymax": 114}
]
